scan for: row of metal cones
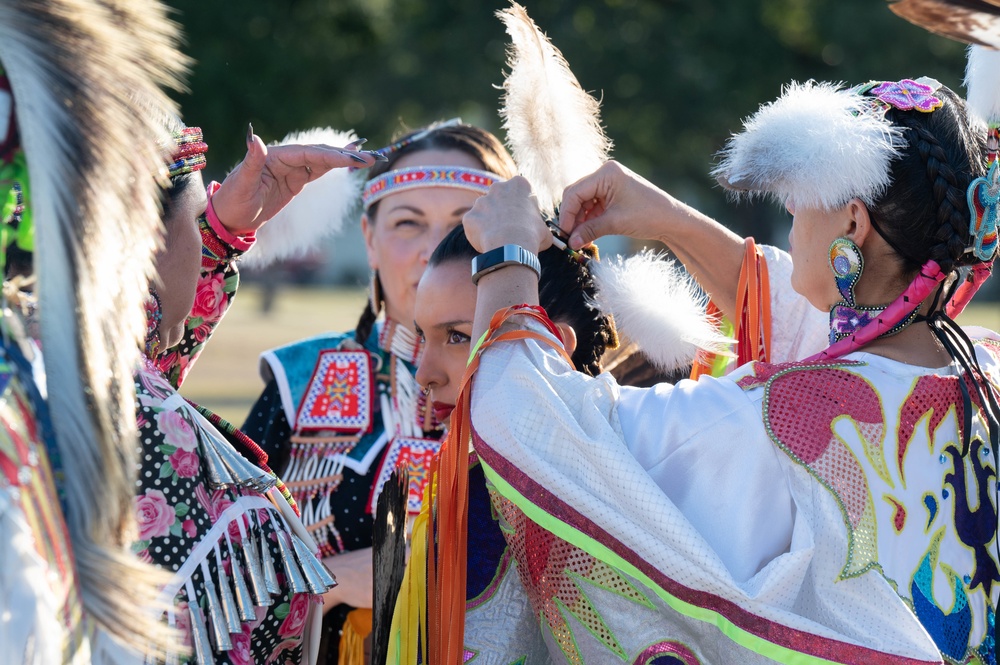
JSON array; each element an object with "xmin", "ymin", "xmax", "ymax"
[{"xmin": 167, "ymin": 402, "xmax": 339, "ymax": 663}]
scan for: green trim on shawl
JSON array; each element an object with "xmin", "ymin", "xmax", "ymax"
[{"xmin": 478, "ymin": 457, "xmax": 848, "ymax": 665}]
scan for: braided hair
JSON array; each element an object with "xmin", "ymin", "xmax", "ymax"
[
  {"xmin": 865, "ymin": 86, "xmax": 988, "ymax": 276},
  {"xmin": 429, "ymin": 224, "xmax": 616, "ymax": 377},
  {"xmin": 354, "ymin": 122, "xmax": 517, "ymax": 343}
]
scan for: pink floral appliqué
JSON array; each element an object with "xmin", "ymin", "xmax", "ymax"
[
  {"xmin": 869, "ymin": 79, "xmax": 942, "ymax": 113},
  {"xmin": 135, "ymin": 489, "xmax": 177, "ymax": 540},
  {"xmin": 191, "ymin": 272, "xmax": 228, "ymax": 322},
  {"xmin": 156, "ymin": 410, "xmax": 198, "ymax": 452}
]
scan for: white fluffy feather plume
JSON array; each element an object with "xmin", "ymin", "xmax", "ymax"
[
  {"xmin": 0, "ymin": 0, "xmax": 185, "ymax": 655},
  {"xmin": 591, "ymin": 251, "xmax": 733, "ymax": 373},
  {"xmin": 713, "ymin": 81, "xmax": 906, "ymax": 210},
  {"xmin": 240, "ymin": 127, "xmax": 364, "ymax": 269},
  {"xmin": 965, "ymin": 45, "xmax": 1000, "ymax": 125},
  {"xmin": 499, "ymin": 3, "xmax": 612, "ymax": 217}
]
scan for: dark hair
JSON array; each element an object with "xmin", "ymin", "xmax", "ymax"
[
  {"xmin": 355, "ymin": 122, "xmax": 518, "ymax": 343},
  {"xmin": 428, "ymin": 224, "xmax": 617, "ymax": 377},
  {"xmin": 866, "ymin": 86, "xmax": 988, "ymax": 276}
]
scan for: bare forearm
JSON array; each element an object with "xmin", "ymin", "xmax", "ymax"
[
  {"xmin": 653, "ymin": 198, "xmax": 745, "ymax": 320},
  {"xmin": 471, "ymin": 265, "xmax": 540, "ymax": 344}
]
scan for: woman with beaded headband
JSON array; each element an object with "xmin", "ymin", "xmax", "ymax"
[
  {"xmin": 242, "ymin": 120, "xmax": 517, "ymax": 662},
  {"xmin": 137, "ymin": 119, "xmax": 377, "ymax": 664},
  {"xmin": 455, "ymin": 58, "xmax": 1000, "ymax": 664}
]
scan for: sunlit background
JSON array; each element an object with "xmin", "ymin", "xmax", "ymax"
[{"xmin": 166, "ymin": 0, "xmax": 999, "ymax": 421}]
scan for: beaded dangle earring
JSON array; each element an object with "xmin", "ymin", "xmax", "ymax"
[
  {"xmin": 144, "ymin": 288, "xmax": 163, "ymax": 358},
  {"xmin": 369, "ymin": 269, "xmax": 383, "ymax": 315},
  {"xmin": 829, "ymin": 236, "xmax": 864, "ymax": 305},
  {"xmin": 826, "ymin": 236, "xmax": 923, "ymax": 344},
  {"xmin": 828, "ymin": 237, "xmax": 868, "ymax": 344}
]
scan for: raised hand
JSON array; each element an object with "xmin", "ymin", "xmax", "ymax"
[
  {"xmin": 463, "ymin": 176, "xmax": 552, "ymax": 254},
  {"xmin": 558, "ymin": 160, "xmax": 679, "ymax": 249},
  {"xmin": 211, "ymin": 126, "xmax": 376, "ymax": 235}
]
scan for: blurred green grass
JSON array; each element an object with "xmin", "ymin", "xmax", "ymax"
[{"xmin": 183, "ymin": 284, "xmax": 1000, "ymax": 425}]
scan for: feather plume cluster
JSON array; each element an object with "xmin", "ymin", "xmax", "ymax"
[
  {"xmin": 890, "ymin": 0, "xmax": 1000, "ymax": 50},
  {"xmin": 590, "ymin": 251, "xmax": 733, "ymax": 373},
  {"xmin": 240, "ymin": 127, "xmax": 364, "ymax": 269},
  {"xmin": 0, "ymin": 0, "xmax": 186, "ymax": 656},
  {"xmin": 498, "ymin": 3, "xmax": 611, "ymax": 216},
  {"xmin": 965, "ymin": 45, "xmax": 1000, "ymax": 125},
  {"xmin": 713, "ymin": 81, "xmax": 906, "ymax": 210}
]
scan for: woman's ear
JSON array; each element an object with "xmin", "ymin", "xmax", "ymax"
[
  {"xmin": 555, "ymin": 322, "xmax": 578, "ymax": 358},
  {"xmin": 361, "ymin": 212, "xmax": 377, "ymax": 270},
  {"xmin": 845, "ymin": 198, "xmax": 874, "ymax": 247}
]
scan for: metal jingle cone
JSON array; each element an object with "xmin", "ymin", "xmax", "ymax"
[
  {"xmin": 201, "ymin": 567, "xmax": 233, "ymax": 651},
  {"xmin": 187, "ymin": 603, "xmax": 215, "ymax": 665},
  {"xmin": 274, "ymin": 529, "xmax": 311, "ymax": 594},
  {"xmin": 229, "ymin": 551, "xmax": 257, "ymax": 622},
  {"xmin": 216, "ymin": 562, "xmax": 242, "ymax": 635},
  {"xmin": 242, "ymin": 532, "xmax": 272, "ymax": 606},
  {"xmin": 291, "ymin": 534, "xmax": 337, "ymax": 592},
  {"xmin": 212, "ymin": 434, "xmax": 276, "ymax": 492},
  {"xmin": 199, "ymin": 430, "xmax": 237, "ymax": 489},
  {"xmin": 259, "ymin": 528, "xmax": 282, "ymax": 596}
]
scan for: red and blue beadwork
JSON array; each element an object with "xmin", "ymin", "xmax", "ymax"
[
  {"xmin": 361, "ymin": 166, "xmax": 501, "ymax": 209},
  {"xmin": 295, "ymin": 349, "xmax": 374, "ymax": 432}
]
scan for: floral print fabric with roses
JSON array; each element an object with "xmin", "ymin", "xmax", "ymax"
[
  {"xmin": 133, "ymin": 369, "xmax": 309, "ymax": 665},
  {"xmin": 132, "ymin": 211, "xmax": 313, "ymax": 664}
]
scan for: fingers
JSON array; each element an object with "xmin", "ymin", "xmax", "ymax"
[
  {"xmin": 244, "ymin": 124, "xmax": 268, "ymax": 173},
  {"xmin": 283, "ymin": 144, "xmax": 377, "ymax": 179},
  {"xmin": 558, "ymin": 161, "xmax": 620, "ymax": 239}
]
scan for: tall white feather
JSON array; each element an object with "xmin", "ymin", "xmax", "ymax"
[
  {"xmin": 965, "ymin": 45, "xmax": 1000, "ymax": 125},
  {"xmin": 498, "ymin": 3, "xmax": 612, "ymax": 217},
  {"xmin": 240, "ymin": 127, "xmax": 365, "ymax": 269},
  {"xmin": 0, "ymin": 0, "xmax": 184, "ymax": 656},
  {"xmin": 713, "ymin": 81, "xmax": 906, "ymax": 210},
  {"xmin": 590, "ymin": 251, "xmax": 733, "ymax": 373}
]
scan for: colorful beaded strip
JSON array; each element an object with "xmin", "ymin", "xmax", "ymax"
[
  {"xmin": 167, "ymin": 126, "xmax": 208, "ymax": 178},
  {"xmin": 362, "ymin": 166, "xmax": 501, "ymax": 209}
]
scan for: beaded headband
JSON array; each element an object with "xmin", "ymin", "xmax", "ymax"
[
  {"xmin": 361, "ymin": 165, "xmax": 502, "ymax": 209},
  {"xmin": 167, "ymin": 126, "xmax": 207, "ymax": 179}
]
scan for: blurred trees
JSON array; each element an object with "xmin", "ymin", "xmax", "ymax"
[{"xmin": 168, "ymin": 0, "xmax": 967, "ymax": 242}]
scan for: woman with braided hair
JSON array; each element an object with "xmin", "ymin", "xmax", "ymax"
[{"xmin": 456, "ymin": 66, "xmax": 1000, "ymax": 664}]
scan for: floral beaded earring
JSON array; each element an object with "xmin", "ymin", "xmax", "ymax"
[
  {"xmin": 829, "ymin": 236, "xmax": 864, "ymax": 305},
  {"xmin": 827, "ymin": 236, "xmax": 921, "ymax": 344}
]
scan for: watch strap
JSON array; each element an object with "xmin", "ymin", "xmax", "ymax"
[{"xmin": 471, "ymin": 244, "xmax": 541, "ymax": 285}]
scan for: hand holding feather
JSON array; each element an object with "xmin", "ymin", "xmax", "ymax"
[
  {"xmin": 211, "ymin": 131, "xmax": 375, "ymax": 235},
  {"xmin": 463, "ymin": 176, "xmax": 553, "ymax": 254}
]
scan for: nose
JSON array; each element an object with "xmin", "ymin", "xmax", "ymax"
[
  {"xmin": 420, "ymin": 223, "xmax": 455, "ymax": 266},
  {"xmin": 415, "ymin": 347, "xmax": 443, "ymax": 394}
]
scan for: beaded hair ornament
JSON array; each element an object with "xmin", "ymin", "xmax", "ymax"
[{"xmin": 167, "ymin": 126, "xmax": 207, "ymax": 179}]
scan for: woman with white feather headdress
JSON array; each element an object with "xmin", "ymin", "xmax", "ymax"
[{"xmin": 455, "ymin": 25, "xmax": 1000, "ymax": 665}]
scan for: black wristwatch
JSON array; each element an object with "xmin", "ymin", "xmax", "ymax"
[{"xmin": 471, "ymin": 244, "xmax": 541, "ymax": 285}]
